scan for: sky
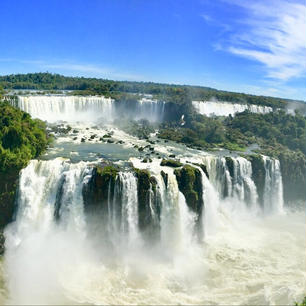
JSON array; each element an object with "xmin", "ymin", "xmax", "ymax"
[{"xmin": 0, "ymin": 0, "xmax": 305, "ymax": 100}]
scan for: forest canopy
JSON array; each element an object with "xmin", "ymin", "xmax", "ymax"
[{"xmin": 1, "ymin": 72, "xmax": 303, "ymax": 109}]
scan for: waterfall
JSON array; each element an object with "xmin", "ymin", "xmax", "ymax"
[
  {"xmin": 2, "ymin": 89, "xmax": 303, "ymax": 305},
  {"xmin": 200, "ymin": 155, "xmax": 285, "ymax": 215},
  {"xmin": 231, "ymin": 157, "xmax": 258, "ymax": 207},
  {"xmin": 6, "ymin": 159, "xmax": 90, "ymax": 239},
  {"xmin": 159, "ymin": 169, "xmax": 196, "ymax": 253},
  {"xmin": 192, "ymin": 101, "xmax": 273, "ymax": 117},
  {"xmin": 17, "ymin": 95, "xmax": 115, "ymax": 123},
  {"xmin": 15, "ymin": 95, "xmax": 166, "ymax": 123},
  {"xmin": 135, "ymin": 98, "xmax": 166, "ymax": 122},
  {"xmin": 4, "ymin": 159, "xmax": 92, "ymax": 305},
  {"xmin": 118, "ymin": 172, "xmax": 139, "ymax": 245},
  {"xmin": 192, "ymin": 165, "xmax": 220, "ymax": 238},
  {"xmin": 2, "ymin": 154, "xmax": 296, "ymax": 305},
  {"xmin": 262, "ymin": 156, "xmax": 284, "ymax": 214}
]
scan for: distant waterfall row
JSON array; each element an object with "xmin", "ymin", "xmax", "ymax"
[
  {"xmin": 192, "ymin": 101, "xmax": 273, "ymax": 117},
  {"xmin": 6, "ymin": 154, "xmax": 284, "ymax": 255},
  {"xmin": 14, "ymin": 96, "xmax": 166, "ymax": 123}
]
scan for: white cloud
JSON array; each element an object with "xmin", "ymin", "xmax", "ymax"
[{"xmin": 225, "ymin": 0, "xmax": 306, "ymax": 81}]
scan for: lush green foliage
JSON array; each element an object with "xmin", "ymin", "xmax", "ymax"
[
  {"xmin": 0, "ymin": 85, "xmax": 4, "ymax": 99},
  {"xmin": 0, "ymin": 101, "xmax": 49, "ymax": 228},
  {"xmin": 159, "ymin": 114, "xmax": 245, "ymax": 151},
  {"xmin": 226, "ymin": 110, "xmax": 306, "ymax": 155},
  {"xmin": 1, "ymin": 72, "xmax": 301, "ymax": 109},
  {"xmin": 0, "ymin": 102, "xmax": 49, "ymax": 173},
  {"xmin": 159, "ymin": 110, "xmax": 306, "ymax": 157}
]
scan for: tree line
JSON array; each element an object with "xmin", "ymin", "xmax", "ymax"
[{"xmin": 1, "ymin": 72, "xmax": 302, "ymax": 109}]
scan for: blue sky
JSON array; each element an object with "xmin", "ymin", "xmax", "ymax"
[{"xmin": 0, "ymin": 0, "xmax": 305, "ymax": 100}]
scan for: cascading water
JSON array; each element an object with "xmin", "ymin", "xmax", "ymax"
[
  {"xmin": 231, "ymin": 157, "xmax": 258, "ymax": 207},
  {"xmin": 262, "ymin": 156, "xmax": 284, "ymax": 214},
  {"xmin": 15, "ymin": 95, "xmax": 166, "ymax": 123},
  {"xmin": 192, "ymin": 165, "xmax": 220, "ymax": 238},
  {"xmin": 158, "ymin": 169, "xmax": 196, "ymax": 253},
  {"xmin": 135, "ymin": 98, "xmax": 166, "ymax": 122},
  {"xmin": 118, "ymin": 172, "xmax": 139, "ymax": 246},
  {"xmin": 192, "ymin": 100, "xmax": 273, "ymax": 117},
  {"xmin": 17, "ymin": 95, "xmax": 115, "ymax": 122},
  {"xmin": 4, "ymin": 159, "xmax": 92, "ymax": 304}
]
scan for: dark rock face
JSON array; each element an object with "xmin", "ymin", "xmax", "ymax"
[
  {"xmin": 162, "ymin": 102, "xmax": 185, "ymax": 122},
  {"xmin": 249, "ymin": 155, "xmax": 266, "ymax": 206},
  {"xmin": 278, "ymin": 151, "xmax": 306, "ymax": 204},
  {"xmin": 174, "ymin": 165, "xmax": 204, "ymax": 238},
  {"xmin": 82, "ymin": 164, "xmax": 119, "ymax": 214},
  {"xmin": 191, "ymin": 162, "xmax": 209, "ymax": 180},
  {"xmin": 54, "ymin": 175, "xmax": 66, "ymax": 221},
  {"xmin": 0, "ymin": 171, "xmax": 18, "ymax": 229},
  {"xmin": 161, "ymin": 170, "xmax": 168, "ymax": 188},
  {"xmin": 134, "ymin": 169, "xmax": 160, "ymax": 236},
  {"xmin": 225, "ymin": 157, "xmax": 234, "ymax": 179}
]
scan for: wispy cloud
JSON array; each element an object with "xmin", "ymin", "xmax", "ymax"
[
  {"xmin": 200, "ymin": 14, "xmax": 213, "ymax": 23},
  {"xmin": 224, "ymin": 0, "xmax": 306, "ymax": 81}
]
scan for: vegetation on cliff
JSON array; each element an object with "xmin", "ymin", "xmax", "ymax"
[
  {"xmin": 1, "ymin": 72, "xmax": 302, "ymax": 109},
  {"xmin": 0, "ymin": 100, "xmax": 49, "ymax": 228}
]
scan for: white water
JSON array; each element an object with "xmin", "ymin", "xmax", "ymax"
[
  {"xmin": 262, "ymin": 156, "xmax": 284, "ymax": 214},
  {"xmin": 192, "ymin": 165, "xmax": 220, "ymax": 238},
  {"xmin": 1, "ymin": 156, "xmax": 304, "ymax": 305},
  {"xmin": 192, "ymin": 100, "xmax": 273, "ymax": 117},
  {"xmin": 232, "ymin": 157, "xmax": 258, "ymax": 208},
  {"xmin": 118, "ymin": 172, "xmax": 140, "ymax": 246},
  {"xmin": 17, "ymin": 95, "xmax": 115, "ymax": 122},
  {"xmin": 16, "ymin": 95, "xmax": 166, "ymax": 123}
]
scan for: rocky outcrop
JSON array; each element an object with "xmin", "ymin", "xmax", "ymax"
[
  {"xmin": 278, "ymin": 151, "xmax": 306, "ymax": 204},
  {"xmin": 82, "ymin": 164, "xmax": 119, "ymax": 213},
  {"xmin": 249, "ymin": 154, "xmax": 266, "ymax": 205},
  {"xmin": 174, "ymin": 165, "xmax": 203, "ymax": 218},
  {"xmin": 160, "ymin": 159, "xmax": 182, "ymax": 168},
  {"xmin": 134, "ymin": 169, "xmax": 160, "ymax": 236},
  {"xmin": 225, "ymin": 157, "xmax": 234, "ymax": 179}
]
